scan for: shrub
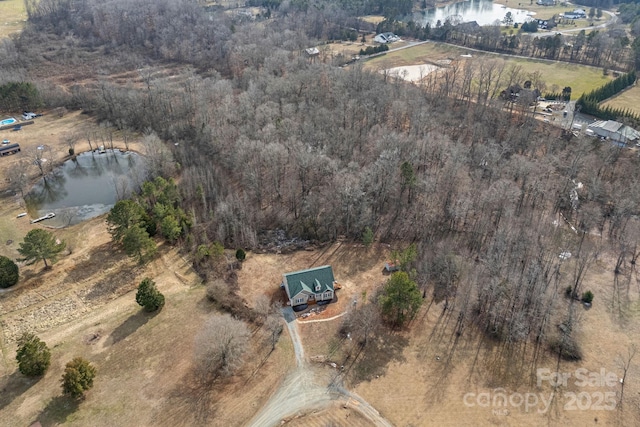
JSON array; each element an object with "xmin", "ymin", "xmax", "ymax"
[
  {"xmin": 0, "ymin": 255, "xmax": 19, "ymax": 288},
  {"xmin": 193, "ymin": 314, "xmax": 250, "ymax": 380},
  {"xmin": 581, "ymin": 290, "xmax": 594, "ymax": 304},
  {"xmin": 16, "ymin": 333, "xmax": 51, "ymax": 377},
  {"xmin": 135, "ymin": 278, "xmax": 165, "ymax": 312},
  {"xmin": 61, "ymin": 357, "xmax": 96, "ymax": 399},
  {"xmin": 235, "ymin": 248, "xmax": 246, "ymax": 261},
  {"xmin": 565, "ymin": 285, "xmax": 573, "ymax": 298},
  {"xmin": 206, "ymin": 279, "xmax": 229, "ymax": 303},
  {"xmin": 362, "ymin": 226, "xmax": 374, "ymax": 248},
  {"xmin": 549, "ymin": 335, "xmax": 582, "ymax": 361}
]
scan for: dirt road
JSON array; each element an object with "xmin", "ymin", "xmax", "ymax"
[{"xmin": 247, "ymin": 307, "xmax": 393, "ymax": 427}]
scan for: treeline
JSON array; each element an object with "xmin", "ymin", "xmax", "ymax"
[
  {"xmin": 359, "ymin": 43, "xmax": 389, "ymax": 55},
  {"xmin": 544, "ymin": 86, "xmax": 572, "ymax": 101},
  {"xmin": 581, "ymin": 70, "xmax": 636, "ymax": 103},
  {"xmin": 618, "ymin": 2, "xmax": 640, "ymax": 24},
  {"xmin": 447, "ymin": 26, "xmax": 632, "ymax": 70},
  {"xmin": 576, "ymin": 71, "xmax": 640, "ymax": 122},
  {"xmin": 372, "ymin": 18, "xmax": 632, "ymax": 70}
]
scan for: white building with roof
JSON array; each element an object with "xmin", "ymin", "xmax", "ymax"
[
  {"xmin": 374, "ymin": 33, "xmax": 400, "ymax": 44},
  {"xmin": 587, "ymin": 120, "xmax": 640, "ymax": 145}
]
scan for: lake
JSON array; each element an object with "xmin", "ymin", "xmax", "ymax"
[
  {"xmin": 25, "ymin": 150, "xmax": 146, "ymax": 227},
  {"xmin": 414, "ymin": 0, "xmax": 535, "ymax": 27}
]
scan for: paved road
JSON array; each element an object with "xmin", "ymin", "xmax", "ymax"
[{"xmin": 246, "ymin": 307, "xmax": 393, "ymax": 427}]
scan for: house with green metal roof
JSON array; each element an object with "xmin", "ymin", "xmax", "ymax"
[{"xmin": 282, "ymin": 265, "xmax": 336, "ymax": 309}]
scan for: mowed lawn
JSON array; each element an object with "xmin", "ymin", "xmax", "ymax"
[
  {"xmin": 365, "ymin": 42, "xmax": 612, "ymax": 98},
  {"xmin": 601, "ymin": 84, "xmax": 640, "ymax": 116},
  {"xmin": 0, "ymin": 0, "xmax": 26, "ymax": 38}
]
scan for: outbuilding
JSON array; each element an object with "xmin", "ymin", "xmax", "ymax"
[
  {"xmin": 587, "ymin": 120, "xmax": 640, "ymax": 145},
  {"xmin": 0, "ymin": 143, "xmax": 20, "ymax": 156}
]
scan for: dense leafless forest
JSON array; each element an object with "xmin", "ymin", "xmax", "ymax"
[{"xmin": 3, "ymin": 0, "xmax": 640, "ymax": 367}]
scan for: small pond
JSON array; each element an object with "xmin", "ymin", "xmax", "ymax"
[
  {"xmin": 25, "ymin": 150, "xmax": 146, "ymax": 227},
  {"xmin": 413, "ymin": 0, "xmax": 535, "ymax": 27}
]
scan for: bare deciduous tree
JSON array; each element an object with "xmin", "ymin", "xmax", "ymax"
[
  {"xmin": 6, "ymin": 161, "xmax": 30, "ymax": 197},
  {"xmin": 616, "ymin": 344, "xmax": 637, "ymax": 411},
  {"xmin": 60, "ymin": 131, "xmax": 79, "ymax": 155},
  {"xmin": 265, "ymin": 313, "xmax": 283, "ymax": 352},
  {"xmin": 342, "ymin": 301, "xmax": 381, "ymax": 347},
  {"xmin": 143, "ymin": 131, "xmax": 175, "ymax": 179},
  {"xmin": 193, "ymin": 314, "xmax": 250, "ymax": 382},
  {"xmin": 254, "ymin": 294, "xmax": 271, "ymax": 324}
]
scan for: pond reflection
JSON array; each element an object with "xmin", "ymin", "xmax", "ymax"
[
  {"xmin": 413, "ymin": 0, "xmax": 534, "ymax": 27},
  {"xmin": 25, "ymin": 150, "xmax": 146, "ymax": 227}
]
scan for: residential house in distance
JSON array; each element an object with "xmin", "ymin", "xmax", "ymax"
[
  {"xmin": 536, "ymin": 0, "xmax": 556, "ymax": 5},
  {"xmin": 282, "ymin": 265, "xmax": 336, "ymax": 311},
  {"xmin": 374, "ymin": 32, "xmax": 400, "ymax": 44},
  {"xmin": 562, "ymin": 9, "xmax": 587, "ymax": 19},
  {"xmin": 305, "ymin": 47, "xmax": 320, "ymax": 57}
]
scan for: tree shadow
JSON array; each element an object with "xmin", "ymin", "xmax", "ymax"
[
  {"xmin": 152, "ymin": 370, "xmax": 219, "ymax": 426},
  {"xmin": 34, "ymin": 395, "xmax": 79, "ymax": 427},
  {"xmin": 106, "ymin": 310, "xmax": 156, "ymax": 345},
  {"xmin": 64, "ymin": 241, "xmax": 131, "ymax": 285},
  {"xmin": 0, "ymin": 370, "xmax": 39, "ymax": 411},
  {"xmin": 347, "ymin": 330, "xmax": 408, "ymax": 385}
]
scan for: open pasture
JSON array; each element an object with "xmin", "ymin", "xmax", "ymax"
[{"xmin": 366, "ymin": 41, "xmax": 612, "ymax": 98}]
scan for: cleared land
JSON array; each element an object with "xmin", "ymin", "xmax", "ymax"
[
  {"xmin": 365, "ymin": 42, "xmax": 612, "ymax": 98},
  {"xmin": 325, "ymin": 37, "xmax": 411, "ymax": 59},
  {"xmin": 382, "ymin": 64, "xmax": 441, "ymax": 82},
  {"xmin": 360, "ymin": 15, "xmax": 385, "ymax": 25},
  {"xmin": 601, "ymin": 84, "xmax": 640, "ymax": 116},
  {"xmin": 0, "ymin": 0, "xmax": 26, "ymax": 38}
]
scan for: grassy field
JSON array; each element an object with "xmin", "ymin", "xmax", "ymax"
[
  {"xmin": 364, "ymin": 42, "xmax": 465, "ymax": 68},
  {"xmin": 601, "ymin": 84, "xmax": 640, "ymax": 116},
  {"xmin": 0, "ymin": 0, "xmax": 26, "ymax": 38},
  {"xmin": 510, "ymin": 57, "xmax": 612, "ymax": 97},
  {"xmin": 360, "ymin": 15, "xmax": 386, "ymax": 24},
  {"xmin": 365, "ymin": 42, "xmax": 612, "ymax": 98}
]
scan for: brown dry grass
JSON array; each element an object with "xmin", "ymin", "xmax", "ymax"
[
  {"xmin": 0, "ymin": 210, "xmax": 296, "ymax": 426},
  {"xmin": 351, "ymin": 255, "xmax": 640, "ymax": 427}
]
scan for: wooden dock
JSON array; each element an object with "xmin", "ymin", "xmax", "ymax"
[{"xmin": 30, "ymin": 212, "xmax": 55, "ymax": 224}]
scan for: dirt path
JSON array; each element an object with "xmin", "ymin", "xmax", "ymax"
[
  {"xmin": 298, "ymin": 311, "xmax": 347, "ymax": 324},
  {"xmin": 247, "ymin": 307, "xmax": 393, "ymax": 427}
]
